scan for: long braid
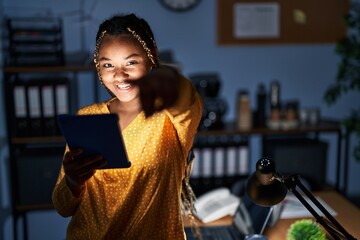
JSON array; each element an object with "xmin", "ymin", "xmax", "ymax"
[
  {"xmin": 182, "ymin": 149, "xmax": 203, "ymax": 240},
  {"xmin": 126, "ymin": 27, "xmax": 157, "ymax": 66},
  {"xmin": 93, "ymin": 28, "xmax": 115, "ymax": 97}
]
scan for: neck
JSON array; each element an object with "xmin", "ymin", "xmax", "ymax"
[{"xmin": 108, "ymin": 98, "xmax": 142, "ymax": 130}]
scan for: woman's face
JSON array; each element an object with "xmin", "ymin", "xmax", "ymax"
[{"xmin": 97, "ymin": 34, "xmax": 152, "ymax": 103}]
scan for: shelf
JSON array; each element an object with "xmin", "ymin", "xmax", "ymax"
[
  {"xmin": 6, "ymin": 17, "xmax": 64, "ymax": 66},
  {"xmin": 197, "ymin": 119, "xmax": 341, "ymax": 136},
  {"xmin": 11, "ymin": 136, "xmax": 65, "ymax": 145},
  {"xmin": 16, "ymin": 203, "xmax": 54, "ymax": 213},
  {"xmin": 3, "ymin": 65, "xmax": 95, "ymax": 73}
]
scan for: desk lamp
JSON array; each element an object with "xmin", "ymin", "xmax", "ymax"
[{"xmin": 246, "ymin": 158, "xmax": 356, "ymax": 240}]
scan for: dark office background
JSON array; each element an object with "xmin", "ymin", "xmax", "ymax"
[{"xmin": 0, "ymin": 0, "xmax": 359, "ymax": 239}]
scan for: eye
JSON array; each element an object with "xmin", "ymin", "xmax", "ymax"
[
  {"xmin": 103, "ymin": 63, "xmax": 114, "ymax": 68},
  {"xmin": 126, "ymin": 60, "xmax": 139, "ymax": 66}
]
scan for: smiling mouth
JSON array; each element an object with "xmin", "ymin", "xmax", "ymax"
[{"xmin": 116, "ymin": 83, "xmax": 131, "ymax": 90}]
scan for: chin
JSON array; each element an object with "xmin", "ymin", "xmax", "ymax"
[
  {"xmin": 116, "ymin": 94, "xmax": 139, "ymax": 103},
  {"xmin": 113, "ymin": 88, "xmax": 139, "ymax": 102}
]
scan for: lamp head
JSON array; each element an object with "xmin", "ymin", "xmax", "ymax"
[{"xmin": 246, "ymin": 158, "xmax": 287, "ymax": 207}]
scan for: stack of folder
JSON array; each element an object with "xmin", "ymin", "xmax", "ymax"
[
  {"xmin": 10, "ymin": 77, "xmax": 70, "ymax": 137},
  {"xmin": 190, "ymin": 135, "xmax": 249, "ymax": 195}
]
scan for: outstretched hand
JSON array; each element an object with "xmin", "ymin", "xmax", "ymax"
[{"xmin": 129, "ymin": 65, "xmax": 180, "ymax": 117}]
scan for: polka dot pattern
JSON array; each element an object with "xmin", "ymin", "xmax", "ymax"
[{"xmin": 52, "ymin": 77, "xmax": 203, "ymax": 240}]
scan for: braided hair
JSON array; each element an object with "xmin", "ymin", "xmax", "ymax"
[
  {"xmin": 93, "ymin": 14, "xmax": 160, "ymax": 94},
  {"xmin": 94, "ymin": 13, "xmax": 159, "ymax": 68}
]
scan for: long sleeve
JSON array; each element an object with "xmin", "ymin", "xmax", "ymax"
[
  {"xmin": 165, "ymin": 74, "xmax": 203, "ymax": 159},
  {"xmin": 52, "ymin": 173, "xmax": 83, "ymax": 217},
  {"xmin": 52, "ymin": 149, "xmax": 84, "ymax": 217}
]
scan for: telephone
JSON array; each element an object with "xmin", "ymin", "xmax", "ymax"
[{"xmin": 195, "ymin": 187, "xmax": 240, "ymax": 223}]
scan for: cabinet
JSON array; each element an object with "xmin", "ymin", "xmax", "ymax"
[
  {"xmin": 3, "ymin": 65, "xmax": 97, "ymax": 240},
  {"xmin": 191, "ymin": 120, "xmax": 344, "ymax": 195}
]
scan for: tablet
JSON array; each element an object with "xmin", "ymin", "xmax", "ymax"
[{"xmin": 57, "ymin": 114, "xmax": 131, "ymax": 169}]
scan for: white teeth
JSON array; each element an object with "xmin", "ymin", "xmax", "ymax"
[{"xmin": 116, "ymin": 83, "xmax": 131, "ymax": 90}]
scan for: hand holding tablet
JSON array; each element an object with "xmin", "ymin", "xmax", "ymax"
[{"xmin": 57, "ymin": 114, "xmax": 131, "ymax": 169}]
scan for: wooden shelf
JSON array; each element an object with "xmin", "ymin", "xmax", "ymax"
[
  {"xmin": 16, "ymin": 203, "xmax": 54, "ymax": 213},
  {"xmin": 197, "ymin": 119, "xmax": 341, "ymax": 136},
  {"xmin": 11, "ymin": 136, "xmax": 65, "ymax": 145},
  {"xmin": 3, "ymin": 65, "xmax": 95, "ymax": 73}
]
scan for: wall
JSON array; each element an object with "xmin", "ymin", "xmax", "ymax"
[{"xmin": 0, "ymin": 0, "xmax": 359, "ymax": 239}]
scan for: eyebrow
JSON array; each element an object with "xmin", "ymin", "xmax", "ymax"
[{"xmin": 98, "ymin": 53, "xmax": 142, "ymax": 62}]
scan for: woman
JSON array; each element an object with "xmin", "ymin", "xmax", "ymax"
[{"xmin": 52, "ymin": 13, "xmax": 202, "ymax": 239}]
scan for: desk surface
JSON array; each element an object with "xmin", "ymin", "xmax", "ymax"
[{"xmin": 184, "ymin": 191, "xmax": 360, "ymax": 239}]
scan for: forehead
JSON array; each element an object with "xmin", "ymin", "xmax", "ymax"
[{"xmin": 99, "ymin": 34, "xmax": 145, "ymax": 55}]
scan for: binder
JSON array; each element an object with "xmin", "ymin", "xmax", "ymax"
[
  {"xmin": 41, "ymin": 84, "xmax": 56, "ymax": 136},
  {"xmin": 189, "ymin": 134, "xmax": 250, "ymax": 196},
  {"xmin": 55, "ymin": 83, "xmax": 68, "ymax": 115},
  {"xmin": 238, "ymin": 145, "xmax": 249, "ymax": 175},
  {"xmin": 202, "ymin": 147, "xmax": 213, "ymax": 178},
  {"xmin": 11, "ymin": 77, "xmax": 70, "ymax": 137},
  {"xmin": 27, "ymin": 83, "xmax": 42, "ymax": 136},
  {"xmin": 12, "ymin": 81, "xmax": 29, "ymax": 137},
  {"xmin": 51, "ymin": 78, "xmax": 70, "ymax": 135},
  {"xmin": 214, "ymin": 147, "xmax": 225, "ymax": 177},
  {"xmin": 226, "ymin": 146, "xmax": 237, "ymax": 176}
]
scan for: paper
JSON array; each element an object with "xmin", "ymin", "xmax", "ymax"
[
  {"xmin": 280, "ymin": 194, "xmax": 337, "ymax": 219},
  {"xmin": 233, "ymin": 3, "xmax": 280, "ymax": 39}
]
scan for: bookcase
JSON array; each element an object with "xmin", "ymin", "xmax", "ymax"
[{"xmin": 3, "ymin": 65, "xmax": 97, "ymax": 240}]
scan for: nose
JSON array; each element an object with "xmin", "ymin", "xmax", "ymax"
[{"xmin": 113, "ymin": 67, "xmax": 129, "ymax": 80}]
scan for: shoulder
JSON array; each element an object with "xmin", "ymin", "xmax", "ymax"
[{"xmin": 77, "ymin": 99, "xmax": 113, "ymax": 115}]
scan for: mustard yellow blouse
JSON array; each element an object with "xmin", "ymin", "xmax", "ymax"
[{"xmin": 52, "ymin": 76, "xmax": 202, "ymax": 240}]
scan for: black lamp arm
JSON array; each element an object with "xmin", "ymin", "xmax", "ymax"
[{"xmin": 281, "ymin": 174, "xmax": 356, "ymax": 240}]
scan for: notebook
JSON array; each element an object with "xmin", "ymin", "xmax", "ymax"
[
  {"xmin": 57, "ymin": 114, "xmax": 131, "ymax": 169},
  {"xmin": 185, "ymin": 193, "xmax": 273, "ymax": 240}
]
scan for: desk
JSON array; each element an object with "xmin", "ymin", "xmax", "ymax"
[{"xmin": 184, "ymin": 191, "xmax": 360, "ymax": 239}]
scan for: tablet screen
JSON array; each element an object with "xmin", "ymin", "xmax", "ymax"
[{"xmin": 57, "ymin": 114, "xmax": 131, "ymax": 169}]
